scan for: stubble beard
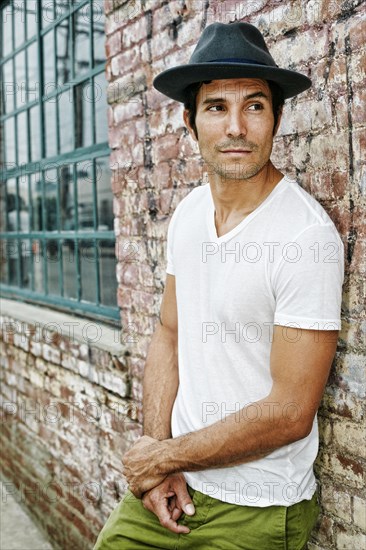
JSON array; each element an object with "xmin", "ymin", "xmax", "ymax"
[
  {"xmin": 201, "ymin": 139, "xmax": 271, "ymax": 183},
  {"xmin": 205, "ymin": 157, "xmax": 269, "ymax": 182}
]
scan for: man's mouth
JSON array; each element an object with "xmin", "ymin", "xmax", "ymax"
[{"xmin": 220, "ymin": 149, "xmax": 252, "ymax": 154}]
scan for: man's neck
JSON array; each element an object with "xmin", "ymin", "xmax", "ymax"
[{"xmin": 208, "ymin": 162, "xmax": 284, "ymax": 224}]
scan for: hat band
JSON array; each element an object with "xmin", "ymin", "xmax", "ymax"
[{"xmin": 208, "ymin": 57, "xmax": 268, "ymax": 65}]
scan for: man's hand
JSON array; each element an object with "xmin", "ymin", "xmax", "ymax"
[
  {"xmin": 123, "ymin": 435, "xmax": 167, "ymax": 497},
  {"xmin": 142, "ymin": 473, "xmax": 195, "ymax": 534}
]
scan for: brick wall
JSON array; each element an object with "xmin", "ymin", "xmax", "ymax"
[
  {"xmin": 0, "ymin": 302, "xmax": 139, "ymax": 549},
  {"xmin": 106, "ymin": 0, "xmax": 365, "ymax": 548},
  {"xmin": 1, "ymin": 1, "xmax": 365, "ymax": 548}
]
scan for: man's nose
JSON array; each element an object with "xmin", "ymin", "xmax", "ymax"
[{"xmin": 225, "ymin": 109, "xmax": 247, "ymax": 137}]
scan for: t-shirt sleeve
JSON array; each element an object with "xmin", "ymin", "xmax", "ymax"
[{"xmin": 272, "ymin": 224, "xmax": 344, "ymax": 330}]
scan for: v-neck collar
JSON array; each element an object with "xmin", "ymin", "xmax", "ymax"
[{"xmin": 206, "ymin": 176, "xmax": 288, "ymax": 242}]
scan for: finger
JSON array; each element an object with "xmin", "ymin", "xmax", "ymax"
[
  {"xmin": 167, "ymin": 495, "xmax": 183, "ymax": 521},
  {"xmin": 173, "ymin": 481, "xmax": 195, "ymax": 516},
  {"xmin": 171, "ymin": 505, "xmax": 183, "ymax": 522},
  {"xmin": 153, "ymin": 498, "xmax": 190, "ymax": 534}
]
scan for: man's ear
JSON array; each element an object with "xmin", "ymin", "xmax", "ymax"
[
  {"xmin": 183, "ymin": 109, "xmax": 198, "ymax": 142},
  {"xmin": 273, "ymin": 107, "xmax": 283, "ymax": 136}
]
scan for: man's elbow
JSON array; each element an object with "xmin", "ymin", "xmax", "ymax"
[{"xmin": 284, "ymin": 416, "xmax": 314, "ymax": 444}]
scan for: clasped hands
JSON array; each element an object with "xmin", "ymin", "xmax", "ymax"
[
  {"xmin": 122, "ymin": 435, "xmax": 167, "ymax": 498},
  {"xmin": 122, "ymin": 435, "xmax": 195, "ymax": 535}
]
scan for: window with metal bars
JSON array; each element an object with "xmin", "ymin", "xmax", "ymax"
[{"xmin": 0, "ymin": 0, "xmax": 119, "ymax": 322}]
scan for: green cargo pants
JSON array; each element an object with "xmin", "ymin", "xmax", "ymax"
[{"xmin": 93, "ymin": 485, "xmax": 319, "ymax": 550}]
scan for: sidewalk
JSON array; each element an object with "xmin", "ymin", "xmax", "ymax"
[{"xmin": 0, "ymin": 480, "xmax": 54, "ymax": 550}]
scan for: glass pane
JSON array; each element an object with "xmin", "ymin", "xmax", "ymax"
[
  {"xmin": 56, "ymin": 19, "xmax": 70, "ymax": 85},
  {"xmin": 44, "ymin": 168, "xmax": 58, "ymax": 231},
  {"xmin": 13, "ymin": 2, "xmax": 25, "ymax": 49},
  {"xmin": 41, "ymin": 1, "xmax": 55, "ymax": 28},
  {"xmin": 6, "ymin": 179, "xmax": 17, "ymax": 232},
  {"xmin": 26, "ymin": 0, "xmax": 38, "ymax": 40},
  {"xmin": 43, "ymin": 30, "xmax": 55, "ymax": 92},
  {"xmin": 17, "ymin": 110, "xmax": 29, "ymax": 165},
  {"xmin": 30, "ymin": 172, "xmax": 42, "ymax": 231},
  {"xmin": 0, "ymin": 240, "xmax": 8, "ymax": 284},
  {"xmin": 47, "ymin": 240, "xmax": 61, "ymax": 295},
  {"xmin": 93, "ymin": 0, "xmax": 105, "ymax": 66},
  {"xmin": 44, "ymin": 98, "xmax": 57, "ymax": 157},
  {"xmin": 7, "ymin": 238, "xmax": 19, "ymax": 285},
  {"xmin": 74, "ymin": 3, "xmax": 90, "ymax": 76},
  {"xmin": 5, "ymin": 117, "xmax": 16, "ymax": 165},
  {"xmin": 30, "ymin": 104, "xmax": 41, "ymax": 161},
  {"xmin": 1, "ymin": 3, "xmax": 13, "ymax": 57},
  {"xmin": 18, "ymin": 174, "xmax": 30, "ymax": 231},
  {"xmin": 74, "ymin": 80, "xmax": 92, "ymax": 148},
  {"xmin": 2, "ymin": 60, "xmax": 14, "ymax": 114},
  {"xmin": 20, "ymin": 239, "xmax": 32, "ymax": 288},
  {"xmin": 95, "ymin": 156, "xmax": 112, "ymax": 229},
  {"xmin": 62, "ymin": 239, "xmax": 77, "ymax": 299},
  {"xmin": 27, "ymin": 41, "xmax": 39, "ymax": 102},
  {"xmin": 55, "ymin": 0, "xmax": 71, "ymax": 19},
  {"xmin": 59, "ymin": 164, "xmax": 74, "ymax": 230},
  {"xmin": 79, "ymin": 240, "xmax": 96, "ymax": 302},
  {"xmin": 15, "ymin": 50, "xmax": 26, "ymax": 108},
  {"xmin": 32, "ymin": 239, "xmax": 44, "ymax": 292},
  {"xmin": 76, "ymin": 160, "xmax": 94, "ymax": 230},
  {"xmin": 99, "ymin": 240, "xmax": 117, "ymax": 307},
  {"xmin": 59, "ymin": 90, "xmax": 73, "ymax": 153},
  {"xmin": 94, "ymin": 72, "xmax": 108, "ymax": 144}
]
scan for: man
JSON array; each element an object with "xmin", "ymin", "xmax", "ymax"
[{"xmin": 94, "ymin": 22, "xmax": 344, "ymax": 550}]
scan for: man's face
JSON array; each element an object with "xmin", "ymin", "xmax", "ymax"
[{"xmin": 184, "ymin": 78, "xmax": 280, "ymax": 182}]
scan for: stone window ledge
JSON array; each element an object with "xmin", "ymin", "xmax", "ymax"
[{"xmin": 0, "ymin": 298, "xmax": 126, "ymax": 356}]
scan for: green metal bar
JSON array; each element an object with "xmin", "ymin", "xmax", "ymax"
[
  {"xmin": 0, "ymin": 99, "xmax": 38, "ymax": 122},
  {"xmin": 27, "ymin": 173, "xmax": 35, "ymax": 291},
  {"xmin": 69, "ymin": 9, "xmax": 75, "ymax": 152},
  {"xmin": 72, "ymin": 162, "xmax": 81, "ymax": 301},
  {"xmin": 54, "ymin": 23, "xmax": 60, "ymax": 154},
  {"xmin": 1, "ymin": 143, "xmax": 110, "ymax": 179},
  {"xmin": 0, "ymin": 35, "xmax": 37, "ymax": 66},
  {"xmin": 40, "ymin": 170, "xmax": 48, "ymax": 294},
  {"xmin": 92, "ymin": 159, "xmax": 101, "ymax": 304},
  {"xmin": 56, "ymin": 163, "xmax": 63, "ymax": 296},
  {"xmin": 15, "ymin": 179, "xmax": 21, "ymax": 286},
  {"xmin": 0, "ymin": 284, "xmax": 120, "ymax": 321},
  {"xmin": 0, "ymin": 230, "xmax": 115, "ymax": 239},
  {"xmin": 37, "ymin": 0, "xmax": 45, "ymax": 160},
  {"xmin": 12, "ymin": 1, "xmax": 21, "ymax": 298},
  {"xmin": 38, "ymin": 63, "xmax": 105, "ymax": 103}
]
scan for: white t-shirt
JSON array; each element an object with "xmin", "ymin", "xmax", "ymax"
[{"xmin": 166, "ymin": 175, "xmax": 344, "ymax": 507}]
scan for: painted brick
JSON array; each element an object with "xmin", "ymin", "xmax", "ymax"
[
  {"xmin": 336, "ymin": 529, "xmax": 366, "ymax": 549},
  {"xmin": 353, "ymin": 495, "xmax": 366, "ymax": 531},
  {"xmin": 321, "ymin": 485, "xmax": 352, "ymax": 523}
]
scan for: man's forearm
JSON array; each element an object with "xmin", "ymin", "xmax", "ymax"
[
  {"xmin": 155, "ymin": 396, "xmax": 309, "ymax": 475},
  {"xmin": 142, "ymin": 323, "xmax": 179, "ymax": 440}
]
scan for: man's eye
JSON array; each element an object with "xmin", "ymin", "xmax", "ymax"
[
  {"xmin": 248, "ymin": 103, "xmax": 264, "ymax": 111},
  {"xmin": 207, "ymin": 105, "xmax": 224, "ymax": 111}
]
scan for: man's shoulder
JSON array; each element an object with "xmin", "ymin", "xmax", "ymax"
[
  {"xmin": 172, "ymin": 183, "xmax": 210, "ymax": 216},
  {"xmin": 278, "ymin": 176, "xmax": 340, "ymax": 234}
]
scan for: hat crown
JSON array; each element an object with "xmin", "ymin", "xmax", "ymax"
[{"xmin": 190, "ymin": 22, "xmax": 276, "ymax": 67}]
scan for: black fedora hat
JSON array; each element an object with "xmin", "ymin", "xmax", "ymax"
[{"xmin": 153, "ymin": 22, "xmax": 311, "ymax": 102}]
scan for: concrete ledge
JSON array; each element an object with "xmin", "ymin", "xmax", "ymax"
[{"xmin": 0, "ymin": 298, "xmax": 126, "ymax": 356}]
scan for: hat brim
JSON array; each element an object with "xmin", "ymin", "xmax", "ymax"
[{"xmin": 153, "ymin": 63, "xmax": 312, "ymax": 102}]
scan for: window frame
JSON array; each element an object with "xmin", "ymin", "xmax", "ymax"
[{"xmin": 0, "ymin": 0, "xmax": 119, "ymax": 322}]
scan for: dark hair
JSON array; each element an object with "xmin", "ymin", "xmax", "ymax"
[{"xmin": 183, "ymin": 79, "xmax": 285, "ymax": 139}]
